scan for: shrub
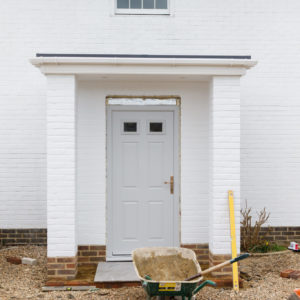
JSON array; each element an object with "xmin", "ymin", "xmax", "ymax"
[
  {"xmin": 250, "ymin": 241, "xmax": 286, "ymax": 253},
  {"xmin": 240, "ymin": 201, "xmax": 270, "ymax": 251}
]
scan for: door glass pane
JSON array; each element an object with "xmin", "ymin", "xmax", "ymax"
[
  {"xmin": 150, "ymin": 122, "xmax": 163, "ymax": 132},
  {"xmin": 117, "ymin": 0, "xmax": 129, "ymax": 8},
  {"xmin": 124, "ymin": 122, "xmax": 137, "ymax": 132},
  {"xmin": 143, "ymin": 0, "xmax": 154, "ymax": 9},
  {"xmin": 131, "ymin": 0, "xmax": 142, "ymax": 8},
  {"xmin": 156, "ymin": 0, "xmax": 167, "ymax": 9}
]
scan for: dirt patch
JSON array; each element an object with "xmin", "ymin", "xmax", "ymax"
[
  {"xmin": 1, "ymin": 246, "xmax": 300, "ymax": 299},
  {"xmin": 134, "ymin": 253, "xmax": 198, "ymax": 281}
]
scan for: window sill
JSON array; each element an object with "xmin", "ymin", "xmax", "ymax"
[{"xmin": 115, "ymin": 8, "xmax": 170, "ymax": 15}]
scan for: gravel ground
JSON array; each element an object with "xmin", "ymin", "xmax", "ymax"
[{"xmin": 0, "ymin": 246, "xmax": 299, "ymax": 299}]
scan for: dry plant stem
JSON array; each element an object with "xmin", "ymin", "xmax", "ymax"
[{"xmin": 240, "ymin": 201, "xmax": 270, "ymax": 251}]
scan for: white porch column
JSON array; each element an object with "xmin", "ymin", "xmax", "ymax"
[
  {"xmin": 46, "ymin": 75, "xmax": 78, "ymax": 279},
  {"xmin": 209, "ymin": 76, "xmax": 241, "ymax": 275}
]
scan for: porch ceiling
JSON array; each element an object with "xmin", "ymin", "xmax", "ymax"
[{"xmin": 30, "ymin": 54, "xmax": 257, "ymax": 77}]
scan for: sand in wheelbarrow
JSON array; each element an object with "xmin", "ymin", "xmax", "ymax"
[{"xmin": 135, "ymin": 253, "xmax": 198, "ymax": 281}]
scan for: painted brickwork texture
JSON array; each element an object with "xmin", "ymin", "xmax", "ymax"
[
  {"xmin": 46, "ymin": 75, "xmax": 77, "ymax": 258},
  {"xmin": 1, "ymin": 1, "xmax": 300, "ymax": 244},
  {"xmin": 209, "ymin": 76, "xmax": 241, "ymax": 254}
]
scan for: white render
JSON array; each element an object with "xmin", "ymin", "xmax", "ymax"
[
  {"xmin": 77, "ymin": 80, "xmax": 210, "ymax": 246},
  {"xmin": 1, "ymin": 1, "xmax": 300, "ymax": 257}
]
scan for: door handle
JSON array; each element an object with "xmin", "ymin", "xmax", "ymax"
[{"xmin": 164, "ymin": 176, "xmax": 174, "ymax": 194}]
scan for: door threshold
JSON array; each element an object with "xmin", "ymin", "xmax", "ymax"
[{"xmin": 107, "ymin": 256, "xmax": 132, "ymax": 262}]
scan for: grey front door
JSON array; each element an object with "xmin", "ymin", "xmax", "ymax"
[{"xmin": 107, "ymin": 107, "xmax": 178, "ymax": 260}]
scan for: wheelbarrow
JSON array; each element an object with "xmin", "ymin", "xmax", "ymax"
[{"xmin": 132, "ymin": 247, "xmax": 249, "ymax": 300}]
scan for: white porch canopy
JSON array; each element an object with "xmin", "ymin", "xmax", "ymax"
[
  {"xmin": 31, "ymin": 54, "xmax": 256, "ymax": 270},
  {"xmin": 31, "ymin": 54, "xmax": 255, "ymax": 77}
]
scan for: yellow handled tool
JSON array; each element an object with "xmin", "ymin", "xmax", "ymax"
[{"xmin": 228, "ymin": 190, "xmax": 239, "ymax": 291}]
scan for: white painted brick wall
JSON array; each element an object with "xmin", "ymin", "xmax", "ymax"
[
  {"xmin": 1, "ymin": 1, "xmax": 300, "ymax": 238},
  {"xmin": 209, "ymin": 76, "xmax": 241, "ymax": 254},
  {"xmin": 46, "ymin": 75, "xmax": 77, "ymax": 257}
]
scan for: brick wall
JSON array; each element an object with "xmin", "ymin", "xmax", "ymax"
[
  {"xmin": 209, "ymin": 76, "xmax": 241, "ymax": 255},
  {"xmin": 1, "ymin": 227, "xmax": 297, "ymax": 250},
  {"xmin": 0, "ymin": 229, "xmax": 47, "ymax": 246},
  {"xmin": 181, "ymin": 244, "xmax": 209, "ymax": 268},
  {"xmin": 47, "ymin": 255, "xmax": 78, "ymax": 280},
  {"xmin": 241, "ymin": 226, "xmax": 300, "ymax": 247},
  {"xmin": 46, "ymin": 75, "xmax": 77, "ymax": 258},
  {"xmin": 78, "ymin": 245, "xmax": 106, "ymax": 266},
  {"xmin": 209, "ymin": 252, "xmax": 233, "ymax": 277}
]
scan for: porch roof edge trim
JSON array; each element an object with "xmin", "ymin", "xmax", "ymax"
[{"xmin": 30, "ymin": 56, "xmax": 257, "ymax": 76}]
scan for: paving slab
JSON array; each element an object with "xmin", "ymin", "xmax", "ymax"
[{"xmin": 94, "ymin": 262, "xmax": 139, "ymax": 282}]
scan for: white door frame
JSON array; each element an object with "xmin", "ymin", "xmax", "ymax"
[{"xmin": 106, "ymin": 104, "xmax": 180, "ymax": 261}]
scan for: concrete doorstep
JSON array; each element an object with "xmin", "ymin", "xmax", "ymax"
[{"xmin": 94, "ymin": 262, "xmax": 139, "ymax": 282}]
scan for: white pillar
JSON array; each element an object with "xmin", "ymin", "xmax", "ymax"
[
  {"xmin": 209, "ymin": 76, "xmax": 241, "ymax": 256},
  {"xmin": 46, "ymin": 75, "xmax": 77, "ymax": 258}
]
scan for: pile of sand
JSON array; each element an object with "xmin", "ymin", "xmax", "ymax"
[{"xmin": 135, "ymin": 253, "xmax": 198, "ymax": 281}]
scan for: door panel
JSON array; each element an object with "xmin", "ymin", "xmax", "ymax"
[
  {"xmin": 109, "ymin": 108, "xmax": 177, "ymax": 258},
  {"xmin": 148, "ymin": 142, "xmax": 164, "ymax": 187},
  {"xmin": 122, "ymin": 142, "xmax": 139, "ymax": 187}
]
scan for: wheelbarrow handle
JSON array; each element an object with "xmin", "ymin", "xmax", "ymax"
[
  {"xmin": 230, "ymin": 253, "xmax": 250, "ymax": 264},
  {"xmin": 192, "ymin": 280, "xmax": 216, "ymax": 295},
  {"xmin": 185, "ymin": 253, "xmax": 250, "ymax": 281}
]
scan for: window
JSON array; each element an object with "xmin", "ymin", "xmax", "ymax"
[
  {"xmin": 122, "ymin": 121, "xmax": 140, "ymax": 134},
  {"xmin": 147, "ymin": 120, "xmax": 165, "ymax": 134},
  {"xmin": 124, "ymin": 122, "xmax": 137, "ymax": 132},
  {"xmin": 116, "ymin": 0, "xmax": 169, "ymax": 14},
  {"xmin": 149, "ymin": 122, "xmax": 163, "ymax": 132}
]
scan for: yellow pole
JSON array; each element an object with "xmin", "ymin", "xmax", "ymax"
[{"xmin": 228, "ymin": 190, "xmax": 239, "ymax": 291}]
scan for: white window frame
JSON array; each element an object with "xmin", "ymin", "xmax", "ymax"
[{"xmin": 115, "ymin": 0, "xmax": 171, "ymax": 15}]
